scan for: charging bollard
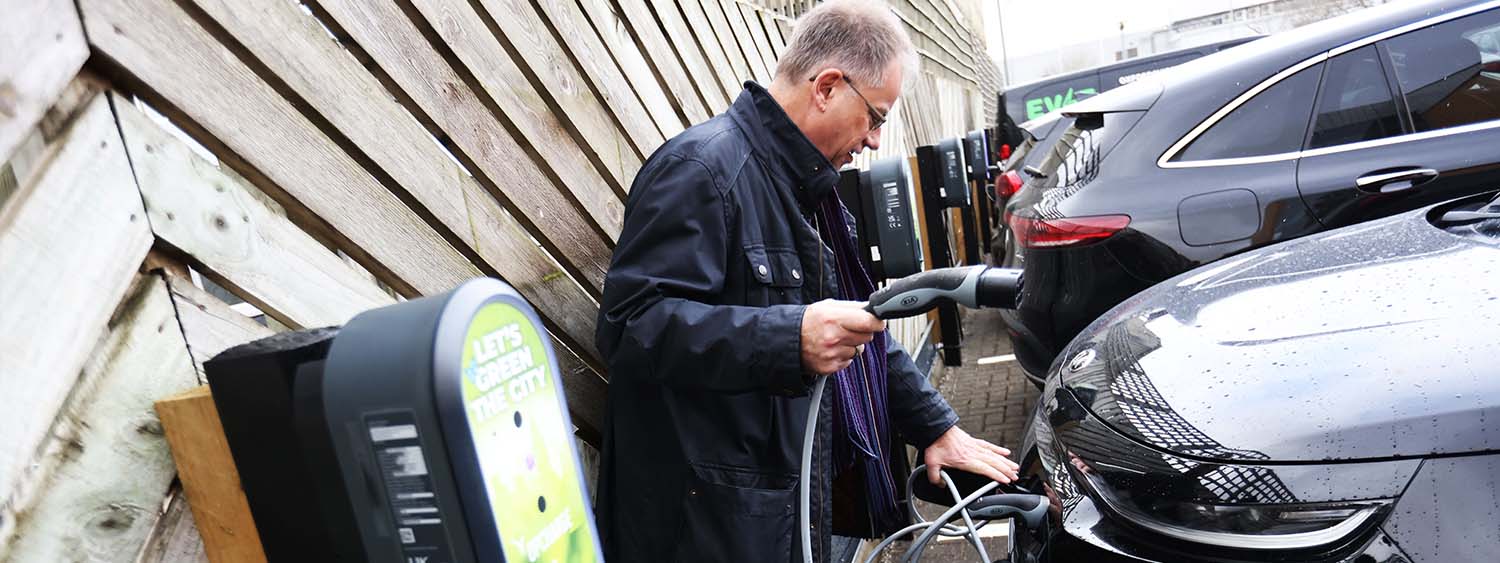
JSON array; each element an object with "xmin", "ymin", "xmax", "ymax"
[
  {"xmin": 206, "ymin": 278, "xmax": 603, "ymax": 563},
  {"xmin": 836, "ymin": 157, "xmax": 926, "ymax": 280},
  {"xmin": 937, "ymin": 137, "xmax": 971, "ymax": 208},
  {"xmin": 915, "ymin": 144, "xmax": 964, "ymax": 365},
  {"xmin": 965, "ymin": 129, "xmax": 996, "ymax": 255}
]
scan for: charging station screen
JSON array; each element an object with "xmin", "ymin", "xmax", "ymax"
[{"xmin": 461, "ymin": 302, "xmax": 601, "ymax": 562}]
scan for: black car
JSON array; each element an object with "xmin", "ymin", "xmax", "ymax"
[
  {"xmin": 1011, "ymin": 189, "xmax": 1500, "ymax": 563},
  {"xmin": 1002, "ymin": 0, "xmax": 1500, "ymax": 383}
]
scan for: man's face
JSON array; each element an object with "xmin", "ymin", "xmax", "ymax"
[{"xmin": 809, "ymin": 62, "xmax": 902, "ymax": 169}]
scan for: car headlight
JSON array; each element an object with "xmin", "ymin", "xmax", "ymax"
[{"xmin": 1074, "ymin": 465, "xmax": 1390, "ymax": 550}]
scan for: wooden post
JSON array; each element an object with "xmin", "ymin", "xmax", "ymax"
[{"xmin": 154, "ymin": 386, "xmax": 268, "ymax": 563}]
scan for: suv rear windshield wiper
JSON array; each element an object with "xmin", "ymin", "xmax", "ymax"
[{"xmin": 1438, "ymin": 192, "xmax": 1500, "ymax": 224}]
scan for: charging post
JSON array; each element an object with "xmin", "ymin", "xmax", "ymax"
[
  {"xmin": 965, "ymin": 129, "xmax": 996, "ymax": 256},
  {"xmin": 837, "ymin": 156, "xmax": 925, "ymax": 281},
  {"xmin": 204, "ymin": 278, "xmax": 604, "ymax": 563},
  {"xmin": 915, "ymin": 144, "xmax": 964, "ymax": 366}
]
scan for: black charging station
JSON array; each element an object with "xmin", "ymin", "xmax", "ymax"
[
  {"xmin": 205, "ymin": 278, "xmax": 603, "ymax": 563},
  {"xmin": 965, "ymin": 129, "xmax": 996, "ymax": 255},
  {"xmin": 915, "ymin": 144, "xmax": 964, "ymax": 366},
  {"xmin": 836, "ymin": 156, "xmax": 924, "ymax": 280},
  {"xmin": 936, "ymin": 137, "xmax": 970, "ymax": 209}
]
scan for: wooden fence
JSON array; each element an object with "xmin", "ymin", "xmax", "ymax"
[{"xmin": 0, "ymin": 0, "xmax": 994, "ymax": 559}]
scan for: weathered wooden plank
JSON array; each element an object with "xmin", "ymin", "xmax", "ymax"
[
  {"xmin": 134, "ymin": 486, "xmax": 209, "ymax": 563},
  {"xmin": 720, "ymin": 0, "xmax": 773, "ymax": 83},
  {"xmin": 640, "ymin": 0, "xmax": 733, "ymax": 113},
  {"xmin": 184, "ymin": 0, "xmax": 616, "ymax": 296},
  {"xmin": 155, "ymin": 385, "xmax": 268, "ymax": 563},
  {"xmin": 79, "ymin": 0, "xmax": 483, "ymax": 299},
  {"xmin": 578, "ymin": 0, "xmax": 707, "ymax": 127},
  {"xmin": 758, "ymin": 8, "xmax": 790, "ymax": 60},
  {"xmin": 734, "ymin": 2, "xmax": 780, "ymax": 77},
  {"xmin": 911, "ymin": 0, "xmax": 971, "ymax": 70},
  {"xmin": 598, "ymin": 0, "xmax": 713, "ymax": 124},
  {"xmin": 139, "ymin": 1, "xmax": 607, "ymax": 345},
  {"xmin": 115, "ymin": 97, "xmax": 394, "ymax": 330},
  {"xmin": 162, "ymin": 273, "xmax": 277, "ymax": 375},
  {"xmin": 775, "ymin": 17, "xmax": 793, "ymax": 46},
  {"xmin": 658, "ymin": 0, "xmax": 740, "ymax": 109},
  {"xmin": 0, "ymin": 93, "xmax": 152, "ymax": 512},
  {"xmin": 452, "ymin": 0, "xmax": 659, "ymax": 160},
  {"xmin": 0, "ymin": 0, "xmax": 87, "ymax": 165},
  {"xmin": 1, "ymin": 276, "xmax": 201, "ymax": 562},
  {"xmin": 547, "ymin": 0, "xmax": 684, "ymax": 139},
  {"xmin": 128, "ymin": 109, "xmax": 612, "ymax": 440},
  {"xmin": 308, "ymin": 0, "xmax": 629, "ymax": 258},
  {"xmin": 672, "ymin": 0, "xmax": 747, "ymax": 101},
  {"xmin": 899, "ymin": 1, "xmax": 976, "ymax": 77},
  {"xmin": 341, "ymin": 3, "xmax": 634, "ymax": 211},
  {"xmin": 697, "ymin": 0, "xmax": 759, "ymax": 84}
]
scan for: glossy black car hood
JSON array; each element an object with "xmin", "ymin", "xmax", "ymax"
[{"xmin": 1056, "ymin": 205, "xmax": 1500, "ymax": 462}]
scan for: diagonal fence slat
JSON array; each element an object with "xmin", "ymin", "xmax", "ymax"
[
  {"xmin": 590, "ymin": 0, "xmax": 713, "ymax": 124},
  {"xmin": 114, "ymin": 92, "xmax": 608, "ymax": 440},
  {"xmin": 0, "ymin": 93, "xmax": 151, "ymax": 537},
  {"xmin": 729, "ymin": 0, "xmax": 780, "ymax": 81},
  {"xmin": 177, "ymin": 0, "xmax": 612, "ymax": 304},
  {"xmin": 692, "ymin": 0, "xmax": 758, "ymax": 86},
  {"xmin": 541, "ymin": 0, "xmax": 685, "ymax": 139},
  {"xmin": 0, "ymin": 0, "xmax": 87, "ymax": 165},
  {"xmin": 642, "ymin": 0, "xmax": 735, "ymax": 113},
  {"xmin": 464, "ymin": 0, "xmax": 661, "ymax": 161},
  {"xmin": 305, "ymin": 0, "xmax": 627, "ymax": 249},
  {"xmin": 80, "ymin": 0, "xmax": 480, "ymax": 298}
]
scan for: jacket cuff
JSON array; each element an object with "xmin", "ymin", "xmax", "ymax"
[
  {"xmin": 903, "ymin": 400, "xmax": 960, "ymax": 449},
  {"xmin": 755, "ymin": 304, "xmax": 810, "ymax": 396}
]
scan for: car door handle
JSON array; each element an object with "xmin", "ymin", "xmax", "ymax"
[{"xmin": 1355, "ymin": 168, "xmax": 1438, "ymax": 193}]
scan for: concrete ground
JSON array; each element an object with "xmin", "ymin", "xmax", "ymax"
[{"xmin": 860, "ymin": 307, "xmax": 1042, "ymax": 562}]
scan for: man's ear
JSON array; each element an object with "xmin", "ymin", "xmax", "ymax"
[{"xmin": 810, "ymin": 68, "xmax": 842, "ymax": 112}]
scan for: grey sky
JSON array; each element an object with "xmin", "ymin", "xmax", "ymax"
[{"xmin": 978, "ymin": 0, "xmax": 1245, "ymax": 63}]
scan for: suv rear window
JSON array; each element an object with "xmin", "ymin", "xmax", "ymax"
[
  {"xmin": 1032, "ymin": 111, "xmax": 1146, "ymax": 191},
  {"xmin": 1175, "ymin": 62, "xmax": 1323, "ymax": 161},
  {"xmin": 1384, "ymin": 8, "xmax": 1500, "ymax": 132}
]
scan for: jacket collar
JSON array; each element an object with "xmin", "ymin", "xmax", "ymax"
[{"xmin": 729, "ymin": 82, "xmax": 840, "ymax": 210}]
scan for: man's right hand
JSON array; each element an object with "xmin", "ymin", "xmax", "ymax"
[{"xmin": 800, "ymin": 300, "xmax": 885, "ymax": 375}]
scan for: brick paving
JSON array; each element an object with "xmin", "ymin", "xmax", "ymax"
[{"xmin": 931, "ymin": 307, "xmax": 1040, "ymax": 455}]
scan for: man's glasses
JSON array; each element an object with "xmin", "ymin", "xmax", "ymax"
[{"xmin": 808, "ymin": 73, "xmax": 889, "ymax": 132}]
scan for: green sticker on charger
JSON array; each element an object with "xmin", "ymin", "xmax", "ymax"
[{"xmin": 461, "ymin": 302, "xmax": 599, "ymax": 562}]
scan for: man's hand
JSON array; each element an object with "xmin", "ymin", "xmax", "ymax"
[
  {"xmin": 801, "ymin": 300, "xmax": 885, "ymax": 375},
  {"xmin": 923, "ymin": 425, "xmax": 1019, "ymax": 486}
]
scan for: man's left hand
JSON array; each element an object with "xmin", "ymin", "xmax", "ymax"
[{"xmin": 922, "ymin": 425, "xmax": 1019, "ymax": 486}]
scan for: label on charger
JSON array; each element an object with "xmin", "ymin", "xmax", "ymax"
[{"xmin": 366, "ymin": 412, "xmax": 456, "ymax": 563}]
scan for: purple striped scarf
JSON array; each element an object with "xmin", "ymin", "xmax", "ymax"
[{"xmin": 817, "ymin": 194, "xmax": 902, "ymax": 533}]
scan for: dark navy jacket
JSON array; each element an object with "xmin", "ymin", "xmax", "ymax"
[{"xmin": 594, "ymin": 83, "xmax": 958, "ymax": 562}]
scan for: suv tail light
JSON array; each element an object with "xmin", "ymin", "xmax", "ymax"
[
  {"xmin": 1000, "ymin": 144, "xmax": 1012, "ymax": 160},
  {"xmin": 1006, "ymin": 212, "xmax": 1130, "ymax": 249},
  {"xmin": 996, "ymin": 170, "xmax": 1024, "ymax": 200}
]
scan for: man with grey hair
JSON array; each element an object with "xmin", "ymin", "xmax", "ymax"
[{"xmin": 594, "ymin": 1, "xmax": 1018, "ymax": 560}]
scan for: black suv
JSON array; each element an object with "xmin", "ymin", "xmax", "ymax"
[
  {"xmin": 1002, "ymin": 0, "xmax": 1500, "ymax": 382},
  {"xmin": 1013, "ymin": 189, "xmax": 1500, "ymax": 563}
]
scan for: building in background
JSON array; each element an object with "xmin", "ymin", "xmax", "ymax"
[{"xmin": 1006, "ymin": 0, "xmax": 1390, "ymax": 85}]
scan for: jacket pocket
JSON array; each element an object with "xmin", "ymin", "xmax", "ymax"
[
  {"xmin": 674, "ymin": 463, "xmax": 796, "ymax": 562},
  {"xmin": 745, "ymin": 244, "xmax": 805, "ymax": 306}
]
